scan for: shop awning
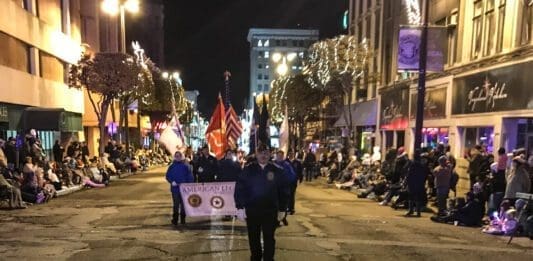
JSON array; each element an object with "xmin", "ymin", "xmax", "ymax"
[
  {"xmin": 22, "ymin": 108, "xmax": 82, "ymax": 132},
  {"xmin": 333, "ymin": 99, "xmax": 378, "ymax": 127}
]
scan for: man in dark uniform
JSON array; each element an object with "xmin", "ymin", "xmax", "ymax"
[
  {"xmin": 235, "ymin": 145, "xmax": 290, "ymax": 261},
  {"xmin": 194, "ymin": 145, "xmax": 218, "ymax": 182}
]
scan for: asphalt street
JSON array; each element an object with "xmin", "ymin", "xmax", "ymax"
[{"xmin": 0, "ymin": 167, "xmax": 532, "ymax": 260}]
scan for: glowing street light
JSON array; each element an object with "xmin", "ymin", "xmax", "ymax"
[
  {"xmin": 276, "ymin": 61, "xmax": 288, "ymax": 76},
  {"xmin": 272, "ymin": 52, "xmax": 282, "ymax": 63}
]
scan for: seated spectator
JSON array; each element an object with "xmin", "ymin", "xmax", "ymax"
[
  {"xmin": 46, "ymin": 162, "xmax": 62, "ymax": 191},
  {"xmin": 430, "ymin": 192, "xmax": 484, "ymax": 226},
  {"xmin": 0, "ymin": 174, "xmax": 26, "ymax": 209}
]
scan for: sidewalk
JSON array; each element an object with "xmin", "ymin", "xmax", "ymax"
[{"xmin": 55, "ymin": 165, "xmax": 167, "ymax": 198}]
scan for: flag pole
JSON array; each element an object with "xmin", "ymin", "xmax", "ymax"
[{"xmin": 224, "ymin": 71, "xmax": 231, "ymax": 109}]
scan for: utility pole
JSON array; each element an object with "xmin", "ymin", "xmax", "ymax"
[{"xmin": 413, "ymin": 0, "xmax": 429, "ymax": 159}]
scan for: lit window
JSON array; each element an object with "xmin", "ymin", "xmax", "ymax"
[
  {"xmin": 265, "ymin": 65, "xmax": 270, "ymax": 69},
  {"xmin": 258, "ymin": 40, "xmax": 263, "ymax": 47},
  {"xmin": 264, "ymin": 40, "xmax": 270, "ymax": 47},
  {"xmin": 265, "ymin": 51, "xmax": 270, "ymax": 58},
  {"xmin": 298, "ymin": 52, "xmax": 304, "ymax": 58},
  {"xmin": 292, "ymin": 66, "xmax": 297, "ymax": 70}
]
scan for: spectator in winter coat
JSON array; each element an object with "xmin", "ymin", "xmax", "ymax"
[
  {"xmin": 504, "ymin": 154, "xmax": 531, "ymax": 204},
  {"xmin": 405, "ymin": 152, "xmax": 428, "ymax": 217},
  {"xmin": 468, "ymin": 146, "xmax": 484, "ymax": 189},
  {"xmin": 0, "ymin": 174, "xmax": 26, "ymax": 209},
  {"xmin": 434, "ymin": 156, "xmax": 451, "ymax": 216},
  {"xmin": 166, "ymin": 151, "xmax": 194, "ymax": 225},
  {"xmin": 217, "ymin": 150, "xmax": 241, "ymax": 182},
  {"xmin": 4, "ymin": 137, "xmax": 17, "ymax": 169},
  {"xmin": 303, "ymin": 150, "xmax": 317, "ymax": 181},
  {"xmin": 53, "ymin": 140, "xmax": 64, "ymax": 163}
]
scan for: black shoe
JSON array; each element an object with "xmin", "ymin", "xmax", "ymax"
[
  {"xmin": 289, "ymin": 210, "xmax": 295, "ymax": 215},
  {"xmin": 171, "ymin": 219, "xmax": 177, "ymax": 226},
  {"xmin": 180, "ymin": 217, "xmax": 186, "ymax": 225}
]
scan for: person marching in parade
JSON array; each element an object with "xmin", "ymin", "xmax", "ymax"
[
  {"xmin": 274, "ymin": 150, "xmax": 297, "ymax": 217},
  {"xmin": 166, "ymin": 150, "xmax": 194, "ymax": 226},
  {"xmin": 234, "ymin": 145, "xmax": 290, "ymax": 261}
]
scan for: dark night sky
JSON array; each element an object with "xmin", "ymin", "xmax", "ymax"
[{"xmin": 162, "ymin": 0, "xmax": 348, "ymax": 116}]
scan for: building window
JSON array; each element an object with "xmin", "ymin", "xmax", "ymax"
[
  {"xmin": 521, "ymin": 0, "xmax": 533, "ymax": 45},
  {"xmin": 357, "ymin": 21, "xmax": 363, "ymax": 41},
  {"xmin": 471, "ymin": 0, "xmax": 483, "ymax": 59},
  {"xmin": 0, "ymin": 32, "xmax": 31, "ymax": 73},
  {"xmin": 483, "ymin": 0, "xmax": 496, "ymax": 56},
  {"xmin": 258, "ymin": 40, "xmax": 263, "ymax": 47},
  {"xmin": 258, "ymin": 84, "xmax": 262, "ymax": 90},
  {"xmin": 366, "ymin": 14, "xmax": 371, "ymax": 39},
  {"xmin": 264, "ymin": 74, "xmax": 269, "ymax": 80},
  {"xmin": 359, "ymin": 0, "xmax": 363, "ymax": 14},
  {"xmin": 299, "ymin": 40, "xmax": 304, "ymax": 47},
  {"xmin": 264, "ymin": 40, "xmax": 270, "ymax": 47},
  {"xmin": 258, "ymin": 74, "xmax": 262, "ymax": 80},
  {"xmin": 298, "ymin": 52, "xmax": 304, "ymax": 58},
  {"xmin": 496, "ymin": 1, "xmax": 505, "ymax": 52},
  {"xmin": 292, "ymin": 40, "xmax": 297, "ymax": 46},
  {"xmin": 276, "ymin": 40, "xmax": 281, "ymax": 46},
  {"xmin": 265, "ymin": 65, "xmax": 270, "ymax": 69},
  {"xmin": 258, "ymin": 51, "xmax": 264, "ymax": 58},
  {"xmin": 374, "ymin": 8, "xmax": 380, "ymax": 49},
  {"xmin": 265, "ymin": 51, "xmax": 269, "ymax": 58},
  {"xmin": 20, "ymin": 0, "xmax": 30, "ymax": 10},
  {"xmin": 282, "ymin": 40, "xmax": 287, "ymax": 46},
  {"xmin": 258, "ymin": 64, "xmax": 263, "ymax": 69},
  {"xmin": 448, "ymin": 10, "xmax": 459, "ymax": 65},
  {"xmin": 39, "ymin": 51, "xmax": 66, "ymax": 83}
]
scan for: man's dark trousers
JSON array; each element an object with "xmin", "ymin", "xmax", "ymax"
[
  {"xmin": 172, "ymin": 192, "xmax": 186, "ymax": 223},
  {"xmin": 245, "ymin": 210, "xmax": 277, "ymax": 261},
  {"xmin": 288, "ymin": 182, "xmax": 297, "ymax": 212}
]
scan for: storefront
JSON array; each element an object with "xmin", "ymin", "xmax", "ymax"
[
  {"xmin": 409, "ymin": 85, "xmax": 449, "ymax": 149},
  {"xmin": 380, "ymin": 86, "xmax": 409, "ymax": 152},
  {"xmin": 333, "ymin": 99, "xmax": 378, "ymax": 154},
  {"xmin": 452, "ymin": 60, "xmax": 533, "ymax": 156}
]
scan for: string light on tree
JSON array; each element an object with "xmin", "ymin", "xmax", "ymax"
[{"xmin": 404, "ymin": 0, "xmax": 421, "ymax": 25}]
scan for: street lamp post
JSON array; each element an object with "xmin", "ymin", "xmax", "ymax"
[
  {"xmin": 101, "ymin": 0, "xmax": 139, "ymax": 53},
  {"xmin": 413, "ymin": 0, "xmax": 429, "ymax": 160},
  {"xmin": 102, "ymin": 0, "xmax": 139, "ymax": 152}
]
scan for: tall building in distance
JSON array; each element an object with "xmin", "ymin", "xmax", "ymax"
[{"xmin": 247, "ymin": 28, "xmax": 319, "ymax": 108}]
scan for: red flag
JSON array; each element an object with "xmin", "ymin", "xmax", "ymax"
[
  {"xmin": 225, "ymin": 105, "xmax": 243, "ymax": 149},
  {"xmin": 206, "ymin": 95, "xmax": 227, "ymax": 159}
]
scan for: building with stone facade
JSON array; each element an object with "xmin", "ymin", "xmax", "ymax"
[
  {"xmin": 0, "ymin": 0, "xmax": 84, "ymax": 158},
  {"xmin": 347, "ymin": 0, "xmax": 533, "ymax": 191}
]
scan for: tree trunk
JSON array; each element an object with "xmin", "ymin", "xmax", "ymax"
[
  {"xmin": 98, "ymin": 101, "xmax": 110, "ymax": 156},
  {"xmin": 124, "ymin": 105, "xmax": 130, "ymax": 154},
  {"xmin": 137, "ymin": 109, "xmax": 142, "ymax": 148}
]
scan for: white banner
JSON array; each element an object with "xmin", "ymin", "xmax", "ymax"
[{"xmin": 179, "ymin": 182, "xmax": 237, "ymax": 217}]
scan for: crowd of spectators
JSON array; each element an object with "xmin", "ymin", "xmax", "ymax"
[{"xmin": 0, "ymin": 134, "xmax": 171, "ymax": 210}]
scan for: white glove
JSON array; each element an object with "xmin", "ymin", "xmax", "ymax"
[
  {"xmin": 236, "ymin": 209, "xmax": 246, "ymax": 221},
  {"xmin": 277, "ymin": 211, "xmax": 286, "ymax": 222},
  {"xmin": 171, "ymin": 181, "xmax": 178, "ymax": 187}
]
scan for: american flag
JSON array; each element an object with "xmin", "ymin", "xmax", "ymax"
[{"xmin": 225, "ymin": 105, "xmax": 243, "ymax": 148}]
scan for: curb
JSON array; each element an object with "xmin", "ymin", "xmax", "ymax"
[{"xmin": 56, "ymin": 185, "xmax": 84, "ymax": 197}]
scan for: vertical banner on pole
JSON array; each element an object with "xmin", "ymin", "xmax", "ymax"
[{"xmin": 398, "ymin": 26, "xmax": 446, "ymax": 72}]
